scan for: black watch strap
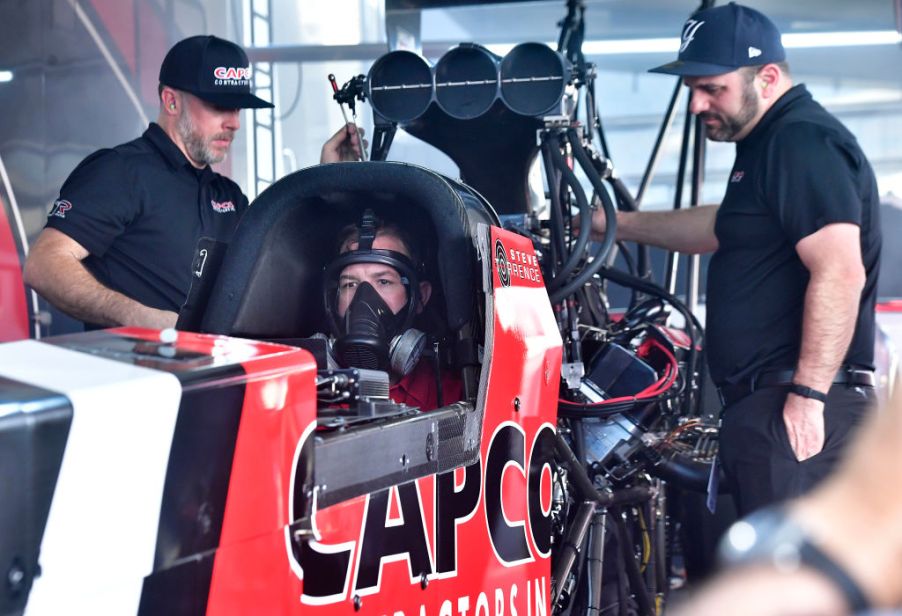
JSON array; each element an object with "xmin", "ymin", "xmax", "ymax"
[
  {"xmin": 719, "ymin": 506, "xmax": 871, "ymax": 614},
  {"xmin": 789, "ymin": 383, "xmax": 828, "ymax": 403},
  {"xmin": 798, "ymin": 538, "xmax": 871, "ymax": 614}
]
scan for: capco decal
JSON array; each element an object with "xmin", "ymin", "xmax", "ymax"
[
  {"xmin": 287, "ymin": 423, "xmax": 556, "ymax": 604},
  {"xmin": 213, "ymin": 66, "xmax": 252, "ymax": 85}
]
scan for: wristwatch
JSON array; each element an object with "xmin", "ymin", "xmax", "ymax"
[
  {"xmin": 718, "ymin": 506, "xmax": 870, "ymax": 614},
  {"xmin": 789, "ymin": 383, "xmax": 828, "ymax": 403}
]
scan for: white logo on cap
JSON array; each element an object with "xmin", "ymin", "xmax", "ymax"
[
  {"xmin": 680, "ymin": 19, "xmax": 706, "ymax": 53},
  {"xmin": 748, "ymin": 46, "xmax": 762, "ymax": 59}
]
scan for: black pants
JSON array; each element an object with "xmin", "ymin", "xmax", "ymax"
[{"xmin": 718, "ymin": 383, "xmax": 874, "ymax": 517}]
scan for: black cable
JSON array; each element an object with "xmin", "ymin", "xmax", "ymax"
[
  {"xmin": 587, "ymin": 79, "xmax": 611, "ymax": 160},
  {"xmin": 558, "ymin": 389, "xmax": 685, "ymax": 418},
  {"xmin": 559, "ymin": 400, "xmax": 639, "ymax": 418},
  {"xmin": 599, "ymin": 266, "xmax": 703, "ymax": 344},
  {"xmin": 580, "ymin": 283, "xmax": 608, "ymax": 327}
]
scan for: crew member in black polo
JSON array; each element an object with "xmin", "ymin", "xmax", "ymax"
[
  {"xmin": 588, "ymin": 4, "xmax": 880, "ymax": 515},
  {"xmin": 24, "ymin": 35, "xmax": 364, "ymax": 330}
]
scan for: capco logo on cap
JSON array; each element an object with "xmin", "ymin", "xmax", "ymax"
[{"xmin": 213, "ymin": 66, "xmax": 252, "ymax": 85}]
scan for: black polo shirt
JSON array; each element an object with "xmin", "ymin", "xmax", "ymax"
[
  {"xmin": 46, "ymin": 123, "xmax": 247, "ymax": 320},
  {"xmin": 706, "ymin": 85, "xmax": 881, "ymax": 386}
]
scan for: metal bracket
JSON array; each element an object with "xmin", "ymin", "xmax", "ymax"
[{"xmin": 562, "ymin": 361, "xmax": 585, "ymax": 390}]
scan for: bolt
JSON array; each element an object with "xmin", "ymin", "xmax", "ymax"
[
  {"xmin": 420, "ymin": 572, "xmax": 429, "ymax": 589},
  {"xmin": 7, "ymin": 560, "xmax": 26, "ymax": 594},
  {"xmin": 425, "ymin": 433, "xmax": 435, "ymax": 461},
  {"xmin": 353, "ymin": 594, "xmax": 362, "ymax": 611},
  {"xmin": 513, "ymin": 397, "xmax": 521, "ymax": 412},
  {"xmin": 197, "ymin": 502, "xmax": 213, "ymax": 535}
]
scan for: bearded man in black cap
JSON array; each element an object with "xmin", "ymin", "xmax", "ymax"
[
  {"xmin": 24, "ymin": 35, "xmax": 362, "ymax": 330},
  {"xmin": 589, "ymin": 3, "xmax": 881, "ymax": 516}
]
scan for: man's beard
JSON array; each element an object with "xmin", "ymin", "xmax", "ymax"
[
  {"xmin": 177, "ymin": 108, "xmax": 231, "ymax": 166},
  {"xmin": 700, "ymin": 81, "xmax": 759, "ymax": 142}
]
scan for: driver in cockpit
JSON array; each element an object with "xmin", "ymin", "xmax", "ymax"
[{"xmin": 323, "ymin": 209, "xmax": 461, "ymax": 411}]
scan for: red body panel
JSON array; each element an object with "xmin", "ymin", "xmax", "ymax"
[
  {"xmin": 0, "ymin": 196, "xmax": 29, "ymax": 342},
  {"xmin": 206, "ymin": 351, "xmax": 316, "ymax": 612}
]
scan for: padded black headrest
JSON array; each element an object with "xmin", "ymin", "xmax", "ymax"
[{"xmin": 199, "ymin": 161, "xmax": 498, "ymax": 339}]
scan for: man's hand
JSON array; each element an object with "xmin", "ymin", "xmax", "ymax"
[
  {"xmin": 783, "ymin": 393, "xmax": 825, "ymax": 460},
  {"xmin": 320, "ymin": 123, "xmax": 366, "ymax": 163},
  {"xmin": 25, "ymin": 228, "xmax": 181, "ymax": 329},
  {"xmin": 133, "ymin": 306, "xmax": 179, "ymax": 330}
]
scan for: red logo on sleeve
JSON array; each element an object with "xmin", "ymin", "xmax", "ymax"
[
  {"xmin": 49, "ymin": 200, "xmax": 73, "ymax": 218},
  {"xmin": 211, "ymin": 200, "xmax": 236, "ymax": 213}
]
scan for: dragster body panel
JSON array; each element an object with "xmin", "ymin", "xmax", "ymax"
[{"xmin": 0, "ymin": 225, "xmax": 562, "ymax": 615}]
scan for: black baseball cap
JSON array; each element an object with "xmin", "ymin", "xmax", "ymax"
[
  {"xmin": 159, "ymin": 35, "xmax": 274, "ymax": 109},
  {"xmin": 650, "ymin": 3, "xmax": 785, "ymax": 76}
]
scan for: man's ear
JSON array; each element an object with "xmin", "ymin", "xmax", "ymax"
[
  {"xmin": 417, "ymin": 281, "xmax": 432, "ymax": 314},
  {"xmin": 758, "ymin": 63, "xmax": 781, "ymax": 98},
  {"xmin": 161, "ymin": 87, "xmax": 179, "ymax": 115}
]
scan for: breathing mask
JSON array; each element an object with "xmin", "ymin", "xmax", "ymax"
[{"xmin": 324, "ymin": 210, "xmax": 427, "ymax": 376}]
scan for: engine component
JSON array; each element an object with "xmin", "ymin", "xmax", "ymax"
[
  {"xmin": 499, "ymin": 42, "xmax": 571, "ymax": 117},
  {"xmin": 367, "ymin": 50, "xmax": 433, "ymax": 122},
  {"xmin": 581, "ymin": 342, "xmax": 657, "ymax": 402}
]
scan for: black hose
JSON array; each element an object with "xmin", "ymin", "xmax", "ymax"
[
  {"xmin": 551, "ymin": 500, "xmax": 594, "ymax": 607},
  {"xmin": 586, "ymin": 509, "xmax": 606, "ymax": 615},
  {"xmin": 581, "ymin": 282, "xmax": 609, "ymax": 327},
  {"xmin": 555, "ymin": 432, "xmax": 605, "ymax": 503},
  {"xmin": 548, "ymin": 239, "xmax": 611, "ymax": 307},
  {"xmin": 545, "ymin": 133, "xmax": 618, "ymax": 303},
  {"xmin": 612, "ymin": 509, "xmax": 656, "ymax": 616},
  {"xmin": 643, "ymin": 445, "xmax": 731, "ymax": 494},
  {"xmin": 543, "ymin": 136, "xmax": 594, "ymax": 292},
  {"xmin": 541, "ymin": 141, "xmax": 568, "ymax": 274},
  {"xmin": 566, "ymin": 128, "xmax": 617, "ymax": 265},
  {"xmin": 610, "ymin": 176, "xmax": 651, "ymax": 282},
  {"xmin": 615, "ymin": 240, "xmax": 637, "ymax": 278},
  {"xmin": 610, "ymin": 176, "xmax": 637, "ymax": 210}
]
